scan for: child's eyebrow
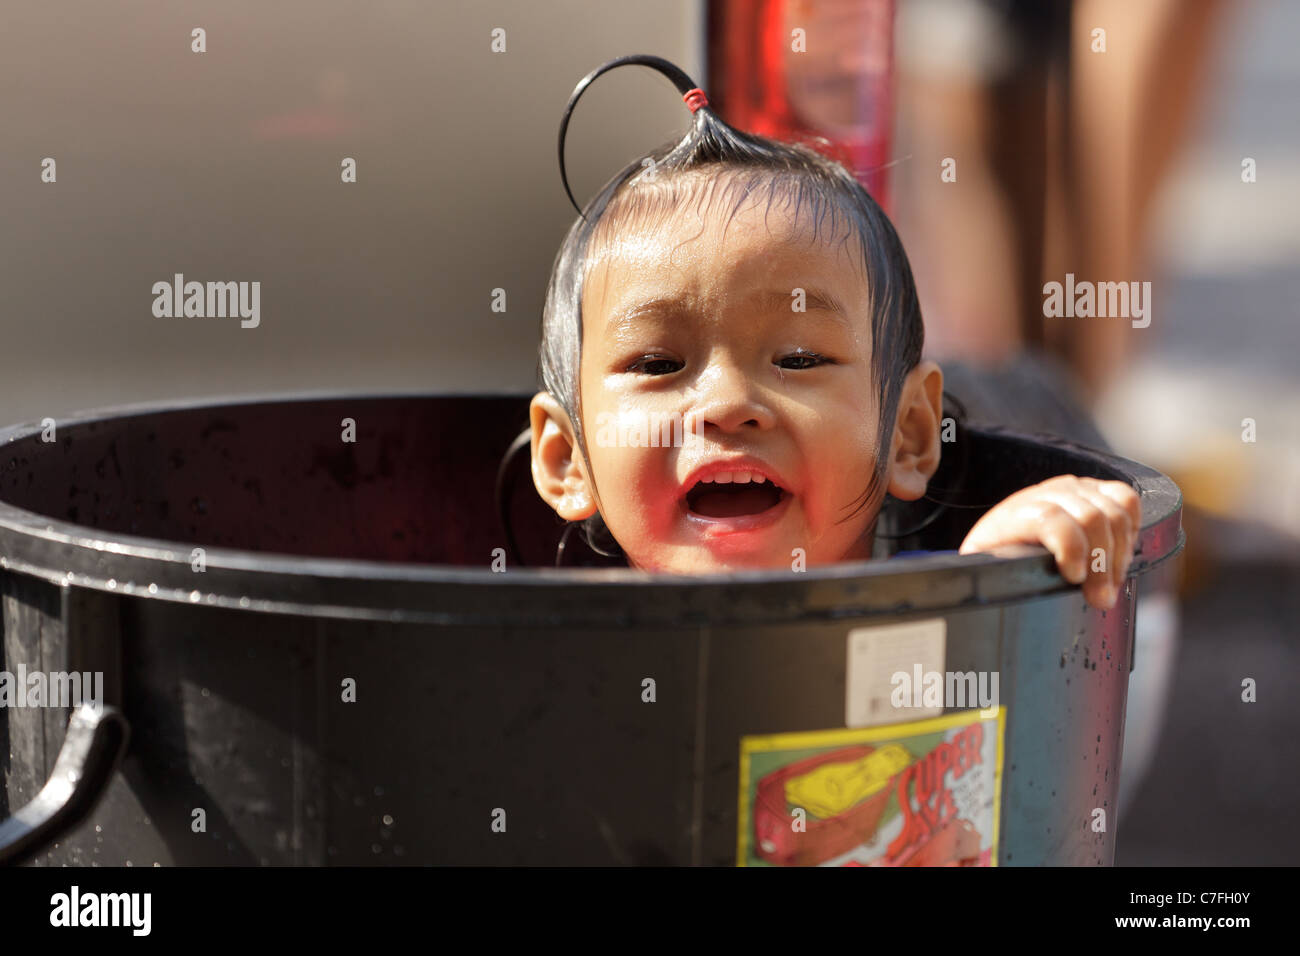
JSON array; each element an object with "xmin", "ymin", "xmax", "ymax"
[
  {"xmin": 607, "ymin": 286, "xmax": 853, "ymax": 332},
  {"xmin": 752, "ymin": 286, "xmax": 849, "ymax": 321}
]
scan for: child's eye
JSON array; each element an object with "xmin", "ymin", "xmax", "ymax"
[
  {"xmin": 627, "ymin": 354, "xmax": 683, "ymax": 375},
  {"xmin": 777, "ymin": 350, "xmax": 831, "ymax": 370}
]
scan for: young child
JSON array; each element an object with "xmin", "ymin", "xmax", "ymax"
[{"xmin": 529, "ymin": 55, "xmax": 1139, "ymax": 610}]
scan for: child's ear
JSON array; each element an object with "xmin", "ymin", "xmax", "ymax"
[
  {"xmin": 529, "ymin": 391, "xmax": 598, "ymax": 521},
  {"xmin": 885, "ymin": 360, "xmax": 945, "ymax": 502}
]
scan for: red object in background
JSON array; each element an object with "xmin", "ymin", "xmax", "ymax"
[{"xmin": 707, "ymin": 0, "xmax": 896, "ymax": 211}]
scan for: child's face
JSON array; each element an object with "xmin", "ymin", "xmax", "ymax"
[{"xmin": 532, "ymin": 178, "xmax": 939, "ymax": 573}]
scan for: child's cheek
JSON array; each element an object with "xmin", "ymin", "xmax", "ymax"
[{"xmin": 593, "ymin": 446, "xmax": 673, "ymax": 543}]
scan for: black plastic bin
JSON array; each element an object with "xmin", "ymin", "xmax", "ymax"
[{"xmin": 0, "ymin": 392, "xmax": 1182, "ymax": 865}]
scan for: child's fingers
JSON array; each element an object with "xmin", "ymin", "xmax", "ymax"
[
  {"xmin": 1035, "ymin": 491, "xmax": 1116, "ymax": 608},
  {"xmin": 1093, "ymin": 480, "xmax": 1142, "ymax": 537},
  {"xmin": 962, "ymin": 477, "xmax": 1140, "ymax": 610},
  {"xmin": 1028, "ymin": 502, "xmax": 1091, "ymax": 585},
  {"xmin": 1073, "ymin": 484, "xmax": 1135, "ymax": 591},
  {"xmin": 1087, "ymin": 479, "xmax": 1141, "ymax": 591}
]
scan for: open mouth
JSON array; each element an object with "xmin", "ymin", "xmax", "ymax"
[{"xmin": 685, "ymin": 475, "xmax": 788, "ymax": 518}]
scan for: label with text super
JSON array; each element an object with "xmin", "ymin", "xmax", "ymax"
[{"xmin": 737, "ymin": 707, "xmax": 1005, "ymax": 866}]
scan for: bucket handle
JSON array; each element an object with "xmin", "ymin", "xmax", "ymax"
[{"xmin": 0, "ymin": 704, "xmax": 129, "ymax": 866}]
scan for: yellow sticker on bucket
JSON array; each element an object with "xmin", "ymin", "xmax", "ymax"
[
  {"xmin": 737, "ymin": 708, "xmax": 1006, "ymax": 867},
  {"xmin": 782, "ymin": 743, "xmax": 912, "ymax": 819}
]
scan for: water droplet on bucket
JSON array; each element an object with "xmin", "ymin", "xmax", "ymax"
[
  {"xmin": 106, "ymin": 579, "xmax": 116, "ymax": 590},
  {"xmin": 382, "ymin": 814, "xmax": 393, "ymax": 827},
  {"xmin": 239, "ymin": 596, "xmax": 250, "ymax": 608},
  {"xmin": 190, "ymin": 590, "xmax": 201, "ymax": 602},
  {"xmin": 148, "ymin": 583, "xmax": 158, "ymax": 594}
]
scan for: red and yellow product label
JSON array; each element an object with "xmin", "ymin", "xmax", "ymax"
[{"xmin": 737, "ymin": 708, "xmax": 1005, "ymax": 866}]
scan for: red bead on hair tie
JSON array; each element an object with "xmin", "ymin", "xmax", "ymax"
[{"xmin": 683, "ymin": 87, "xmax": 709, "ymax": 113}]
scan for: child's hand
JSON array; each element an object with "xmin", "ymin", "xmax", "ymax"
[{"xmin": 958, "ymin": 475, "xmax": 1141, "ymax": 610}]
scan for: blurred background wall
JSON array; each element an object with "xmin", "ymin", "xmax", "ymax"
[
  {"xmin": 0, "ymin": 0, "xmax": 704, "ymax": 422},
  {"xmin": 887, "ymin": 0, "xmax": 1298, "ymax": 864},
  {"xmin": 2, "ymin": 0, "xmax": 1295, "ymax": 864}
]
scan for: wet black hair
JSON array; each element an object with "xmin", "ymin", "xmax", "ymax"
[{"xmin": 538, "ymin": 54, "xmax": 925, "ymax": 560}]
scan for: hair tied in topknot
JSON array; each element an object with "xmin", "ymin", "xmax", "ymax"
[{"xmin": 557, "ymin": 54, "xmax": 708, "ymax": 219}]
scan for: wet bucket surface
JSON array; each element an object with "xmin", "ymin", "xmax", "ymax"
[{"xmin": 0, "ymin": 393, "xmax": 1181, "ymax": 865}]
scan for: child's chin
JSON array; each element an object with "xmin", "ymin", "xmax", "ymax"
[{"xmin": 631, "ymin": 546, "xmax": 801, "ymax": 574}]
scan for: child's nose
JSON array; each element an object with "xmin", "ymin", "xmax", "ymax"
[{"xmin": 689, "ymin": 362, "xmax": 775, "ymax": 433}]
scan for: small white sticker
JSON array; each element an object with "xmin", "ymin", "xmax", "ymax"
[{"xmin": 846, "ymin": 618, "xmax": 947, "ymax": 728}]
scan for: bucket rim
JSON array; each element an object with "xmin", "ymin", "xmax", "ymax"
[{"xmin": 0, "ymin": 390, "xmax": 1183, "ymax": 626}]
